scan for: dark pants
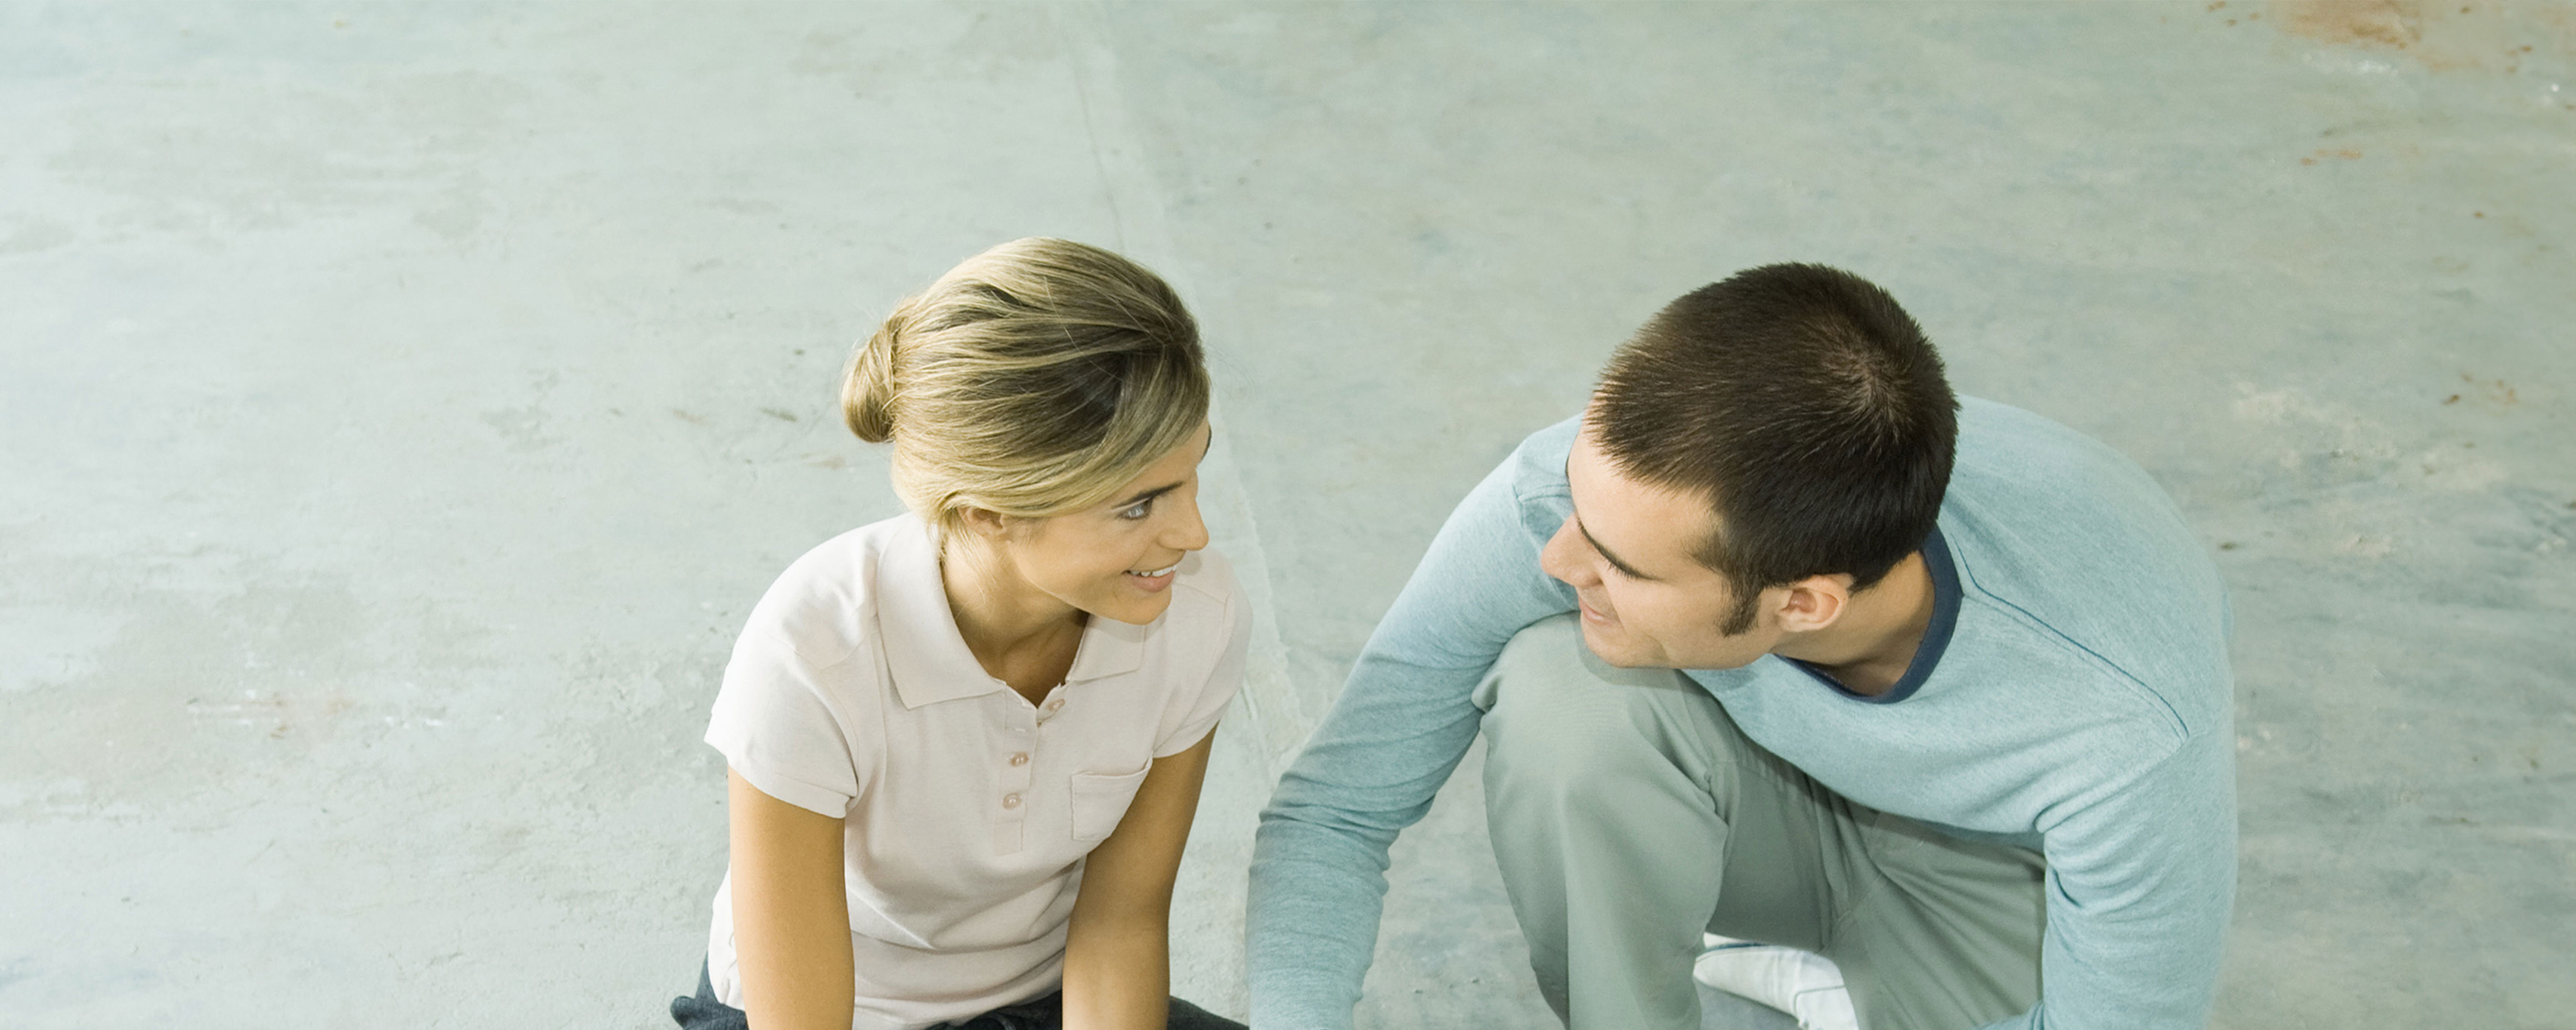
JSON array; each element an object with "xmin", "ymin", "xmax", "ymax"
[{"xmin": 669, "ymin": 961, "xmax": 1247, "ymax": 1030}]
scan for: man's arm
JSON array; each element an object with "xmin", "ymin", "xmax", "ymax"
[
  {"xmin": 1989, "ymin": 726, "xmax": 2237, "ymax": 1030},
  {"xmin": 1248, "ymin": 436, "xmax": 1579, "ymax": 1029}
]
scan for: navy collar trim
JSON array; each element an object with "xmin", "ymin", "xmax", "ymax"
[{"xmin": 1783, "ymin": 526, "xmax": 1959, "ymax": 705}]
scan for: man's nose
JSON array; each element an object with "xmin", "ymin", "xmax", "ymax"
[{"xmin": 1538, "ymin": 516, "xmax": 1593, "ymax": 587}]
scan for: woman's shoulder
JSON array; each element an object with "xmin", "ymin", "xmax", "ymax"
[
  {"xmin": 736, "ymin": 514, "xmax": 928, "ymax": 671},
  {"xmin": 1136, "ymin": 547, "xmax": 1249, "ymax": 750},
  {"xmin": 1156, "ymin": 546, "xmax": 1251, "ymax": 673},
  {"xmin": 1165, "ymin": 546, "xmax": 1245, "ymax": 620}
]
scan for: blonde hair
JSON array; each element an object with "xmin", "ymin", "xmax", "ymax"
[{"xmin": 842, "ymin": 238, "xmax": 1208, "ymax": 545}]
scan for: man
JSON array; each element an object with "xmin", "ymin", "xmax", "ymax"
[{"xmin": 1246, "ymin": 265, "xmax": 2235, "ymax": 1030}]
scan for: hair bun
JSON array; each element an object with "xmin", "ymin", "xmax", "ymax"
[
  {"xmin": 841, "ymin": 238, "xmax": 1210, "ymax": 549},
  {"xmin": 842, "ymin": 311, "xmax": 905, "ymax": 443}
]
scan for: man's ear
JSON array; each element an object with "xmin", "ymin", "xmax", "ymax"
[{"xmin": 1773, "ymin": 575, "xmax": 1853, "ymax": 634}]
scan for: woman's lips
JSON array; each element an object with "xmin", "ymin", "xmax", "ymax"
[{"xmin": 1124, "ymin": 562, "xmax": 1179, "ymax": 593}]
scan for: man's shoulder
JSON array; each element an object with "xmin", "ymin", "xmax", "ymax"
[
  {"xmin": 1943, "ymin": 399, "xmax": 2232, "ymax": 731},
  {"xmin": 1947, "ymin": 398, "xmax": 2215, "ymax": 590},
  {"xmin": 1408, "ymin": 415, "xmax": 1582, "ymax": 553},
  {"xmin": 1955, "ymin": 398, "xmax": 2171, "ymax": 494},
  {"xmin": 1504, "ymin": 414, "xmax": 1582, "ymax": 493}
]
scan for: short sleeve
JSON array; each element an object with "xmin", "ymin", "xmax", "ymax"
[
  {"xmin": 1155, "ymin": 584, "xmax": 1249, "ymax": 758},
  {"xmin": 704, "ymin": 629, "xmax": 864, "ymax": 817}
]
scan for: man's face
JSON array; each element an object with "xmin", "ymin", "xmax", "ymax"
[{"xmin": 1537, "ymin": 422, "xmax": 1785, "ymax": 670}]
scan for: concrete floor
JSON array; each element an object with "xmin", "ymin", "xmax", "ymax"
[{"xmin": 3, "ymin": 2, "xmax": 2571, "ymax": 1027}]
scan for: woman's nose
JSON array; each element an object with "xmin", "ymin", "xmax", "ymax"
[{"xmin": 1165, "ymin": 494, "xmax": 1211, "ymax": 552}]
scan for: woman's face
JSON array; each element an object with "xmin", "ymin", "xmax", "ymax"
[{"xmin": 995, "ymin": 422, "xmax": 1214, "ymax": 626}]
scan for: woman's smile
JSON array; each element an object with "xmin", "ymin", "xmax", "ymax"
[{"xmin": 1125, "ymin": 560, "xmax": 1182, "ymax": 592}]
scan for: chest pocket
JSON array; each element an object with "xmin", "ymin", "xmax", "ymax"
[{"xmin": 1067, "ymin": 764, "xmax": 1151, "ymax": 845}]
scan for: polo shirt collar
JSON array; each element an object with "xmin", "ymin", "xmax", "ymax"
[
  {"xmin": 1065, "ymin": 604, "xmax": 1148, "ymax": 683},
  {"xmin": 874, "ymin": 515, "xmax": 1151, "ymax": 710}
]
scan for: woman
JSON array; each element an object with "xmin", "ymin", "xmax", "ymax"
[{"xmin": 671, "ymin": 238, "xmax": 1249, "ymax": 1030}]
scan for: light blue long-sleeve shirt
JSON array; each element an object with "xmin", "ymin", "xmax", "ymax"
[{"xmin": 1248, "ymin": 398, "xmax": 2236, "ymax": 1030}]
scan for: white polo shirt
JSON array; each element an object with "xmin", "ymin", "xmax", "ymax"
[{"xmin": 700, "ymin": 514, "xmax": 1248, "ymax": 1030}]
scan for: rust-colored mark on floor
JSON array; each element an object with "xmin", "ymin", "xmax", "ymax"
[
  {"xmin": 2276, "ymin": 0, "xmax": 2423, "ymax": 48},
  {"xmin": 2299, "ymin": 148, "xmax": 2365, "ymax": 165},
  {"xmin": 2460, "ymin": 372, "xmax": 2519, "ymax": 406},
  {"xmin": 2273, "ymin": 0, "xmax": 2576, "ymax": 69}
]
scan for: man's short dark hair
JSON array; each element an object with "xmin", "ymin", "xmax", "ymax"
[{"xmin": 1591, "ymin": 263, "xmax": 1958, "ymax": 635}]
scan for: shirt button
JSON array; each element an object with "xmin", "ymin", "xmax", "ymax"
[
  {"xmin": 1001, "ymin": 793, "xmax": 1022, "ymax": 809},
  {"xmin": 1045, "ymin": 698, "xmax": 1065, "ymax": 712},
  {"xmin": 1008, "ymin": 752, "xmax": 1029, "ymax": 767}
]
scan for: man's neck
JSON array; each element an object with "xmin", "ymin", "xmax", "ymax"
[{"xmin": 1775, "ymin": 552, "xmax": 1937, "ymax": 697}]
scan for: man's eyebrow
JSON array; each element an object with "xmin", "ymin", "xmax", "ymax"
[{"xmin": 1576, "ymin": 515, "xmax": 1655, "ymax": 581}]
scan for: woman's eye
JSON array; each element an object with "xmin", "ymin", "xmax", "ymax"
[{"xmin": 1119, "ymin": 500, "xmax": 1153, "ymax": 521}]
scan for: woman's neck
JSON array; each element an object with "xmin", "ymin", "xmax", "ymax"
[{"xmin": 940, "ymin": 537, "xmax": 1086, "ymax": 702}]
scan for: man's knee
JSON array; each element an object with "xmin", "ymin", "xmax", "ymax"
[{"xmin": 1479, "ymin": 614, "xmax": 1729, "ymax": 802}]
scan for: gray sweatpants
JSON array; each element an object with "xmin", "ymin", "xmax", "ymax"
[{"xmin": 1475, "ymin": 615, "xmax": 2046, "ymax": 1030}]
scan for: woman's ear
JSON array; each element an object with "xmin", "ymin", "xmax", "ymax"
[{"xmin": 955, "ymin": 506, "xmax": 1011, "ymax": 540}]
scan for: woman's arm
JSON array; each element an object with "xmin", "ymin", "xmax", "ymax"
[
  {"xmin": 727, "ymin": 767, "xmax": 854, "ymax": 1030},
  {"xmin": 1061, "ymin": 728, "xmax": 1219, "ymax": 1030}
]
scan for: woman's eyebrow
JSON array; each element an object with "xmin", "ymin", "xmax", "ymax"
[
  {"xmin": 1111, "ymin": 482, "xmax": 1184, "ymax": 509},
  {"xmin": 1110, "ymin": 427, "xmax": 1212, "ymax": 509}
]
